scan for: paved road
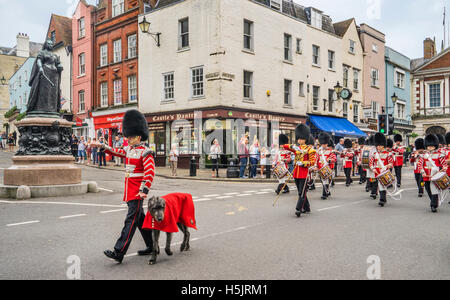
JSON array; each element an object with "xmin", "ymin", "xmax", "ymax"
[{"xmin": 0, "ymin": 151, "xmax": 449, "ymax": 280}]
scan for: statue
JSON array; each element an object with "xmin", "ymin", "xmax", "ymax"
[{"xmin": 27, "ymin": 38, "xmax": 63, "ymax": 117}]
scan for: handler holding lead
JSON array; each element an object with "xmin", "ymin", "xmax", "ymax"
[{"xmin": 93, "ymin": 110, "xmax": 155, "ymax": 263}]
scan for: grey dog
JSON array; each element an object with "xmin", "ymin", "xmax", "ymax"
[{"xmin": 147, "ymin": 196, "xmax": 191, "ymax": 265}]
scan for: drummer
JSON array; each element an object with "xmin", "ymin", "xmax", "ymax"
[
  {"xmin": 446, "ymin": 132, "xmax": 450, "ymax": 204},
  {"xmin": 365, "ymin": 135, "xmax": 377, "ymax": 196},
  {"xmin": 410, "ymin": 138, "xmax": 425, "ymax": 198},
  {"xmin": 386, "ymin": 138, "xmax": 394, "ymax": 173},
  {"xmin": 273, "ymin": 134, "xmax": 291, "ymax": 195},
  {"xmin": 313, "ymin": 133, "xmax": 336, "ymax": 200},
  {"xmin": 369, "ymin": 133, "xmax": 394, "ymax": 207}
]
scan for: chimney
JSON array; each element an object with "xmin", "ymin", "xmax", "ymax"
[
  {"xmin": 16, "ymin": 33, "xmax": 30, "ymax": 58},
  {"xmin": 423, "ymin": 38, "xmax": 436, "ymax": 59}
]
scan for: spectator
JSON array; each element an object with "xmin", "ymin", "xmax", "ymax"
[
  {"xmin": 209, "ymin": 139, "xmax": 222, "ymax": 178},
  {"xmin": 249, "ymin": 138, "xmax": 260, "ymax": 179},
  {"xmin": 335, "ymin": 138, "xmax": 345, "ymax": 176},
  {"xmin": 113, "ymin": 136, "xmax": 123, "ymax": 167},
  {"xmin": 86, "ymin": 138, "xmax": 92, "ymax": 165},
  {"xmin": 91, "ymin": 138, "xmax": 98, "ymax": 165},
  {"xmin": 77, "ymin": 136, "xmax": 86, "ymax": 164},
  {"xmin": 238, "ymin": 136, "xmax": 249, "ymax": 179},
  {"xmin": 260, "ymin": 147, "xmax": 269, "ymax": 177},
  {"xmin": 8, "ymin": 133, "xmax": 14, "ymax": 152},
  {"xmin": 98, "ymin": 137, "xmax": 107, "ymax": 167},
  {"xmin": 0, "ymin": 134, "xmax": 3, "ymax": 150},
  {"xmin": 71, "ymin": 134, "xmax": 79, "ymax": 163},
  {"xmin": 169, "ymin": 144, "xmax": 179, "ymax": 177},
  {"xmin": 12, "ymin": 131, "xmax": 17, "ymax": 146}
]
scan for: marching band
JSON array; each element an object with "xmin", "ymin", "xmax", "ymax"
[{"xmin": 275, "ymin": 123, "xmax": 450, "ymax": 217}]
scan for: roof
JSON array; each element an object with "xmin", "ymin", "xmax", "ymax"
[
  {"xmin": 412, "ymin": 46, "xmax": 450, "ymax": 72},
  {"xmin": 48, "ymin": 14, "xmax": 73, "ymax": 48},
  {"xmin": 333, "ymin": 18, "xmax": 354, "ymax": 37},
  {"xmin": 0, "ymin": 41, "xmax": 42, "ymax": 57}
]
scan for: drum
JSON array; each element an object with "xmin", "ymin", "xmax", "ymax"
[
  {"xmin": 431, "ymin": 172, "xmax": 450, "ymax": 191},
  {"xmin": 361, "ymin": 150, "xmax": 370, "ymax": 169},
  {"xmin": 273, "ymin": 163, "xmax": 289, "ymax": 179},
  {"xmin": 377, "ymin": 170, "xmax": 395, "ymax": 188},
  {"xmin": 318, "ymin": 165, "xmax": 333, "ymax": 181}
]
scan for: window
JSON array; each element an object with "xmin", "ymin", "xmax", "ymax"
[
  {"xmin": 372, "ymin": 44, "xmax": 378, "ymax": 53},
  {"xmin": 23, "ymin": 93, "xmax": 27, "ymax": 106},
  {"xmin": 296, "ymin": 38, "xmax": 302, "ymax": 53},
  {"xmin": 163, "ymin": 72, "xmax": 174, "ymax": 101},
  {"xmin": 19, "ymin": 96, "xmax": 22, "ymax": 107},
  {"xmin": 100, "ymin": 82, "xmax": 108, "ymax": 107},
  {"xmin": 100, "ymin": 44, "xmax": 108, "ymax": 67},
  {"xmin": 395, "ymin": 71, "xmax": 405, "ymax": 89},
  {"xmin": 328, "ymin": 89, "xmax": 334, "ymax": 113},
  {"xmin": 112, "ymin": 0, "xmax": 124, "ymax": 17},
  {"xmin": 128, "ymin": 75, "xmax": 137, "ymax": 102},
  {"xmin": 178, "ymin": 18, "xmax": 189, "ymax": 49},
  {"xmin": 299, "ymin": 82, "xmax": 305, "ymax": 97},
  {"xmin": 284, "ymin": 34, "xmax": 292, "ymax": 62},
  {"xmin": 343, "ymin": 67, "xmax": 349, "ymax": 88},
  {"xmin": 353, "ymin": 104, "xmax": 359, "ymax": 123},
  {"xmin": 371, "ymin": 68, "xmax": 379, "ymax": 87},
  {"xmin": 243, "ymin": 20, "xmax": 253, "ymax": 51},
  {"xmin": 113, "ymin": 79, "xmax": 122, "ymax": 105},
  {"xmin": 79, "ymin": 53, "xmax": 85, "ymax": 75},
  {"xmin": 18, "ymin": 76, "xmax": 22, "ymax": 87},
  {"xmin": 284, "ymin": 80, "xmax": 292, "ymax": 106},
  {"xmin": 312, "ymin": 86, "xmax": 320, "ymax": 111},
  {"xmin": 78, "ymin": 18, "xmax": 85, "ymax": 38},
  {"xmin": 243, "ymin": 71, "xmax": 253, "ymax": 99},
  {"xmin": 270, "ymin": 0, "xmax": 281, "ymax": 10},
  {"xmin": 113, "ymin": 40, "xmax": 122, "ymax": 63},
  {"xmin": 429, "ymin": 84, "xmax": 441, "ymax": 107},
  {"xmin": 343, "ymin": 102, "xmax": 348, "ymax": 119},
  {"xmin": 191, "ymin": 67, "xmax": 204, "ymax": 98},
  {"xmin": 372, "ymin": 101, "xmax": 379, "ymax": 118},
  {"xmin": 128, "ymin": 34, "xmax": 137, "ymax": 59},
  {"xmin": 78, "ymin": 90, "xmax": 85, "ymax": 112},
  {"xmin": 323, "ymin": 99, "xmax": 327, "ymax": 112},
  {"xmin": 50, "ymin": 31, "xmax": 56, "ymax": 43},
  {"xmin": 396, "ymin": 103, "xmax": 405, "ymax": 119},
  {"xmin": 349, "ymin": 40, "xmax": 356, "ymax": 54},
  {"xmin": 328, "ymin": 50, "xmax": 335, "ymax": 70},
  {"xmin": 353, "ymin": 69, "xmax": 360, "ymax": 91},
  {"xmin": 310, "ymin": 9, "xmax": 322, "ymax": 29},
  {"xmin": 312, "ymin": 45, "xmax": 320, "ymax": 66}
]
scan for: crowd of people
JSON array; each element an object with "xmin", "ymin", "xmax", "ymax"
[{"xmin": 0, "ymin": 132, "xmax": 17, "ymax": 151}]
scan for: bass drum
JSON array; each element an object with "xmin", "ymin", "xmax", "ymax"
[
  {"xmin": 431, "ymin": 172, "xmax": 450, "ymax": 191},
  {"xmin": 377, "ymin": 170, "xmax": 395, "ymax": 188},
  {"xmin": 273, "ymin": 163, "xmax": 289, "ymax": 179}
]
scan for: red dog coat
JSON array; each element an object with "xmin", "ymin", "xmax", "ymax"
[{"xmin": 143, "ymin": 193, "xmax": 197, "ymax": 233}]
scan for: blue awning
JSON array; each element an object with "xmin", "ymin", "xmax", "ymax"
[{"xmin": 309, "ymin": 115, "xmax": 367, "ymax": 138}]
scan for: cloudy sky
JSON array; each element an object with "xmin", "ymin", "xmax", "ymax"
[{"xmin": 0, "ymin": 0, "xmax": 448, "ymax": 59}]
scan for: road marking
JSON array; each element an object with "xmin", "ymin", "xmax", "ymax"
[
  {"xmin": 6, "ymin": 220, "xmax": 40, "ymax": 227},
  {"xmin": 194, "ymin": 198, "xmax": 212, "ymax": 202},
  {"xmin": 237, "ymin": 194, "xmax": 251, "ymax": 197},
  {"xmin": 317, "ymin": 205, "xmax": 344, "ymax": 212},
  {"xmin": 59, "ymin": 214, "xmax": 87, "ymax": 219},
  {"xmin": 0, "ymin": 200, "xmax": 125, "ymax": 208},
  {"xmin": 100, "ymin": 209, "xmax": 127, "ymax": 214},
  {"xmin": 260, "ymin": 189, "xmax": 274, "ymax": 192},
  {"xmin": 98, "ymin": 187, "xmax": 114, "ymax": 193},
  {"xmin": 216, "ymin": 196, "xmax": 233, "ymax": 199},
  {"xmin": 223, "ymin": 192, "xmax": 239, "ymax": 196},
  {"xmin": 244, "ymin": 191, "xmax": 258, "ymax": 193},
  {"xmin": 255, "ymin": 192, "xmax": 270, "ymax": 195},
  {"xmin": 203, "ymin": 194, "xmax": 220, "ymax": 198}
]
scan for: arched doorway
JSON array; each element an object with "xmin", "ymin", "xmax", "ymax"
[{"xmin": 426, "ymin": 126, "xmax": 446, "ymax": 136}]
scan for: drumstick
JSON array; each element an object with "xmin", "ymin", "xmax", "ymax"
[{"xmin": 273, "ymin": 171, "xmax": 293, "ymax": 207}]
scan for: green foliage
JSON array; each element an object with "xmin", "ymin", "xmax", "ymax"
[
  {"xmin": 411, "ymin": 133, "xmax": 419, "ymax": 139},
  {"xmin": 16, "ymin": 113, "xmax": 26, "ymax": 122},
  {"xmin": 4, "ymin": 106, "xmax": 17, "ymax": 118}
]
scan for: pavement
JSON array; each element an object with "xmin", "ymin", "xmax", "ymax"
[{"xmin": 0, "ymin": 150, "xmax": 449, "ymax": 280}]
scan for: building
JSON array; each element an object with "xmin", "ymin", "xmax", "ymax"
[
  {"xmin": 385, "ymin": 47, "xmax": 414, "ymax": 142},
  {"xmin": 0, "ymin": 33, "xmax": 41, "ymax": 135},
  {"xmin": 138, "ymin": 0, "xmax": 366, "ymax": 167},
  {"xmin": 358, "ymin": 23, "xmax": 386, "ymax": 132},
  {"xmin": 411, "ymin": 38, "xmax": 450, "ymax": 136},
  {"xmin": 72, "ymin": 0, "xmax": 96, "ymax": 138}
]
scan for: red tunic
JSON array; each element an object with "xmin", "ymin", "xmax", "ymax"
[
  {"xmin": 417, "ymin": 151, "xmax": 448, "ymax": 182},
  {"xmin": 392, "ymin": 145, "xmax": 405, "ymax": 167},
  {"xmin": 316, "ymin": 148, "xmax": 336, "ymax": 170},
  {"xmin": 341, "ymin": 150, "xmax": 354, "ymax": 169},
  {"xmin": 445, "ymin": 148, "xmax": 450, "ymax": 177},
  {"xmin": 283, "ymin": 144, "xmax": 316, "ymax": 179},
  {"xmin": 369, "ymin": 151, "xmax": 394, "ymax": 177},
  {"xmin": 105, "ymin": 144, "xmax": 155, "ymax": 202},
  {"xmin": 143, "ymin": 193, "xmax": 197, "ymax": 233},
  {"xmin": 410, "ymin": 152, "xmax": 424, "ymax": 174}
]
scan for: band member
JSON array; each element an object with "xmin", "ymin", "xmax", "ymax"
[
  {"xmin": 446, "ymin": 132, "xmax": 450, "ymax": 204},
  {"xmin": 410, "ymin": 138, "xmax": 425, "ymax": 197},
  {"xmin": 99, "ymin": 110, "xmax": 155, "ymax": 263},
  {"xmin": 365, "ymin": 135, "xmax": 377, "ymax": 195},
  {"xmin": 307, "ymin": 135, "xmax": 316, "ymax": 191},
  {"xmin": 274, "ymin": 134, "xmax": 291, "ymax": 195},
  {"xmin": 392, "ymin": 134, "xmax": 405, "ymax": 188},
  {"xmin": 342, "ymin": 139, "xmax": 354, "ymax": 187},
  {"xmin": 436, "ymin": 134, "xmax": 445, "ymax": 153},
  {"xmin": 283, "ymin": 124, "xmax": 317, "ymax": 218},
  {"xmin": 328, "ymin": 139, "xmax": 336, "ymax": 187},
  {"xmin": 357, "ymin": 137, "xmax": 367, "ymax": 184},
  {"xmin": 315, "ymin": 133, "xmax": 336, "ymax": 200},
  {"xmin": 386, "ymin": 139, "xmax": 394, "ymax": 173},
  {"xmin": 369, "ymin": 133, "xmax": 394, "ymax": 207},
  {"xmin": 418, "ymin": 134, "xmax": 448, "ymax": 213}
]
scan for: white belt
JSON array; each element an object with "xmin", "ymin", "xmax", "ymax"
[{"xmin": 126, "ymin": 172, "xmax": 144, "ymax": 178}]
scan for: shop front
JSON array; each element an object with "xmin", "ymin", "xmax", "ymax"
[{"xmin": 92, "ymin": 112, "xmax": 125, "ymax": 161}]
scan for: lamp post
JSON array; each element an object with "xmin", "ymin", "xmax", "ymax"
[
  {"xmin": 386, "ymin": 93, "xmax": 398, "ymax": 136},
  {"xmin": 334, "ymin": 81, "xmax": 343, "ymax": 100},
  {"xmin": 139, "ymin": 16, "xmax": 161, "ymax": 47},
  {"xmin": 0, "ymin": 76, "xmax": 7, "ymax": 86}
]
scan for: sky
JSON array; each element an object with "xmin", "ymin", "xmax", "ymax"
[{"xmin": 0, "ymin": 0, "xmax": 448, "ymax": 59}]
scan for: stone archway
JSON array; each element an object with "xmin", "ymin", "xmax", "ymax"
[{"xmin": 425, "ymin": 126, "xmax": 446, "ymax": 136}]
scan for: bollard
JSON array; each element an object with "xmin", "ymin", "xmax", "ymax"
[
  {"xmin": 190, "ymin": 156, "xmax": 197, "ymax": 177},
  {"xmin": 266, "ymin": 165, "xmax": 271, "ymax": 179}
]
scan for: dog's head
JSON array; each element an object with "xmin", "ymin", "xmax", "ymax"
[{"xmin": 148, "ymin": 196, "xmax": 166, "ymax": 223}]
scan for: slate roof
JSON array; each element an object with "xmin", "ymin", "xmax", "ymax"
[
  {"xmin": 49, "ymin": 14, "xmax": 73, "ymax": 48},
  {"xmin": 333, "ymin": 18, "xmax": 354, "ymax": 37},
  {"xmin": 0, "ymin": 41, "xmax": 42, "ymax": 57}
]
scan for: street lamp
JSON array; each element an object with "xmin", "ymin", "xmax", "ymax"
[
  {"xmin": 391, "ymin": 93, "xmax": 398, "ymax": 106},
  {"xmin": 0, "ymin": 76, "xmax": 7, "ymax": 86},
  {"xmin": 334, "ymin": 81, "xmax": 343, "ymax": 99},
  {"xmin": 139, "ymin": 16, "xmax": 161, "ymax": 47}
]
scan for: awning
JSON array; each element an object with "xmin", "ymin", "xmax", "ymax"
[{"xmin": 309, "ymin": 115, "xmax": 367, "ymax": 138}]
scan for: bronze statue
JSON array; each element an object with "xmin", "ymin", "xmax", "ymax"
[{"xmin": 27, "ymin": 39, "xmax": 63, "ymax": 116}]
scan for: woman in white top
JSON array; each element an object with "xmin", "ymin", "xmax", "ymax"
[
  {"xmin": 169, "ymin": 144, "xmax": 179, "ymax": 177},
  {"xmin": 209, "ymin": 139, "xmax": 222, "ymax": 178},
  {"xmin": 260, "ymin": 147, "xmax": 268, "ymax": 177}
]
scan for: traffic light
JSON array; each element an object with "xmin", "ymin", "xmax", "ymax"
[
  {"xmin": 388, "ymin": 115, "xmax": 395, "ymax": 136},
  {"xmin": 378, "ymin": 114, "xmax": 387, "ymax": 134}
]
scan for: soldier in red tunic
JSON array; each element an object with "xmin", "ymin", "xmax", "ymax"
[
  {"xmin": 446, "ymin": 133, "xmax": 450, "ymax": 204},
  {"xmin": 341, "ymin": 139, "xmax": 354, "ymax": 187},
  {"xmin": 273, "ymin": 134, "xmax": 291, "ymax": 195},
  {"xmin": 357, "ymin": 137, "xmax": 366, "ymax": 185},
  {"xmin": 369, "ymin": 133, "xmax": 394, "ymax": 207},
  {"xmin": 314, "ymin": 133, "xmax": 336, "ymax": 200},
  {"xmin": 392, "ymin": 134, "xmax": 405, "ymax": 188},
  {"xmin": 410, "ymin": 138, "xmax": 425, "ymax": 198},
  {"xmin": 98, "ymin": 110, "xmax": 156, "ymax": 263}
]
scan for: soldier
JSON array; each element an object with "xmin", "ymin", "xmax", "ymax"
[
  {"xmin": 392, "ymin": 134, "xmax": 405, "ymax": 188},
  {"xmin": 341, "ymin": 139, "xmax": 354, "ymax": 187},
  {"xmin": 446, "ymin": 133, "xmax": 450, "ymax": 204},
  {"xmin": 314, "ymin": 133, "xmax": 336, "ymax": 200},
  {"xmin": 307, "ymin": 135, "xmax": 317, "ymax": 191},
  {"xmin": 365, "ymin": 135, "xmax": 377, "ymax": 196},
  {"xmin": 273, "ymin": 134, "xmax": 291, "ymax": 195},
  {"xmin": 410, "ymin": 138, "xmax": 425, "ymax": 198},
  {"xmin": 282, "ymin": 124, "xmax": 317, "ymax": 218},
  {"xmin": 369, "ymin": 133, "xmax": 394, "ymax": 207},
  {"xmin": 386, "ymin": 138, "xmax": 394, "ymax": 173},
  {"xmin": 357, "ymin": 137, "xmax": 366, "ymax": 185},
  {"xmin": 96, "ymin": 110, "xmax": 155, "ymax": 263}
]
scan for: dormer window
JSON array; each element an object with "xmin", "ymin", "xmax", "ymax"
[
  {"xmin": 306, "ymin": 8, "xmax": 323, "ymax": 30},
  {"xmin": 270, "ymin": 0, "xmax": 281, "ymax": 11}
]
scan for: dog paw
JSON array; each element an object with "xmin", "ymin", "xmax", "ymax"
[{"xmin": 165, "ymin": 248, "xmax": 173, "ymax": 256}]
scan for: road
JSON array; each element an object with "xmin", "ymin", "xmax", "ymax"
[{"xmin": 0, "ymin": 151, "xmax": 449, "ymax": 280}]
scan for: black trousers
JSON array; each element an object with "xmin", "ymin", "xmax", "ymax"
[
  {"xmin": 379, "ymin": 191, "xmax": 387, "ymax": 203},
  {"xmin": 414, "ymin": 173, "xmax": 424, "ymax": 195},
  {"xmin": 371, "ymin": 179, "xmax": 379, "ymax": 196},
  {"xmin": 424, "ymin": 181, "xmax": 439, "ymax": 208},
  {"xmin": 359, "ymin": 166, "xmax": 367, "ymax": 183},
  {"xmin": 394, "ymin": 166, "xmax": 402, "ymax": 186},
  {"xmin": 344, "ymin": 168, "xmax": 352, "ymax": 185},
  {"xmin": 295, "ymin": 178, "xmax": 310, "ymax": 212},
  {"xmin": 114, "ymin": 199, "xmax": 153, "ymax": 255}
]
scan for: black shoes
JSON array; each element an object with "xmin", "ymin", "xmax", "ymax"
[
  {"xmin": 418, "ymin": 193, "xmax": 423, "ymax": 198},
  {"xmin": 104, "ymin": 249, "xmax": 124, "ymax": 264},
  {"xmin": 295, "ymin": 210, "xmax": 301, "ymax": 218},
  {"xmin": 370, "ymin": 194, "xmax": 377, "ymax": 200},
  {"xmin": 378, "ymin": 202, "xmax": 385, "ymax": 207},
  {"xmin": 137, "ymin": 247, "xmax": 153, "ymax": 256},
  {"xmin": 431, "ymin": 207, "xmax": 437, "ymax": 213}
]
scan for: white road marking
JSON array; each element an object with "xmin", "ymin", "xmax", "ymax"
[
  {"xmin": 244, "ymin": 191, "xmax": 258, "ymax": 193},
  {"xmin": 255, "ymin": 192, "xmax": 270, "ymax": 195},
  {"xmin": 223, "ymin": 192, "xmax": 239, "ymax": 196},
  {"xmin": 194, "ymin": 198, "xmax": 212, "ymax": 202},
  {"xmin": 0, "ymin": 200, "xmax": 125, "ymax": 208},
  {"xmin": 203, "ymin": 194, "xmax": 220, "ymax": 198},
  {"xmin": 59, "ymin": 214, "xmax": 87, "ymax": 219},
  {"xmin": 6, "ymin": 220, "xmax": 40, "ymax": 227},
  {"xmin": 216, "ymin": 196, "xmax": 233, "ymax": 199},
  {"xmin": 237, "ymin": 194, "xmax": 251, "ymax": 197},
  {"xmin": 100, "ymin": 209, "xmax": 127, "ymax": 214},
  {"xmin": 317, "ymin": 205, "xmax": 344, "ymax": 212},
  {"xmin": 98, "ymin": 187, "xmax": 114, "ymax": 193}
]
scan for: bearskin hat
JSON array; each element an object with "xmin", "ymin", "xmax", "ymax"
[
  {"xmin": 318, "ymin": 132, "xmax": 331, "ymax": 145},
  {"xmin": 374, "ymin": 133, "xmax": 387, "ymax": 147},
  {"xmin": 368, "ymin": 135, "xmax": 375, "ymax": 146},
  {"xmin": 394, "ymin": 134, "xmax": 403, "ymax": 143},
  {"xmin": 436, "ymin": 134, "xmax": 445, "ymax": 147},
  {"xmin": 387, "ymin": 138, "xmax": 394, "ymax": 149},
  {"xmin": 306, "ymin": 135, "xmax": 315, "ymax": 146},
  {"xmin": 328, "ymin": 139, "xmax": 335, "ymax": 148},
  {"xmin": 122, "ymin": 109, "xmax": 149, "ymax": 141},
  {"xmin": 446, "ymin": 132, "xmax": 450, "ymax": 145},
  {"xmin": 424, "ymin": 134, "xmax": 439, "ymax": 149},
  {"xmin": 295, "ymin": 124, "xmax": 310, "ymax": 141},
  {"xmin": 344, "ymin": 139, "xmax": 353, "ymax": 149},
  {"xmin": 278, "ymin": 134, "xmax": 289, "ymax": 146},
  {"xmin": 415, "ymin": 138, "xmax": 425, "ymax": 150},
  {"xmin": 358, "ymin": 137, "xmax": 366, "ymax": 145}
]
